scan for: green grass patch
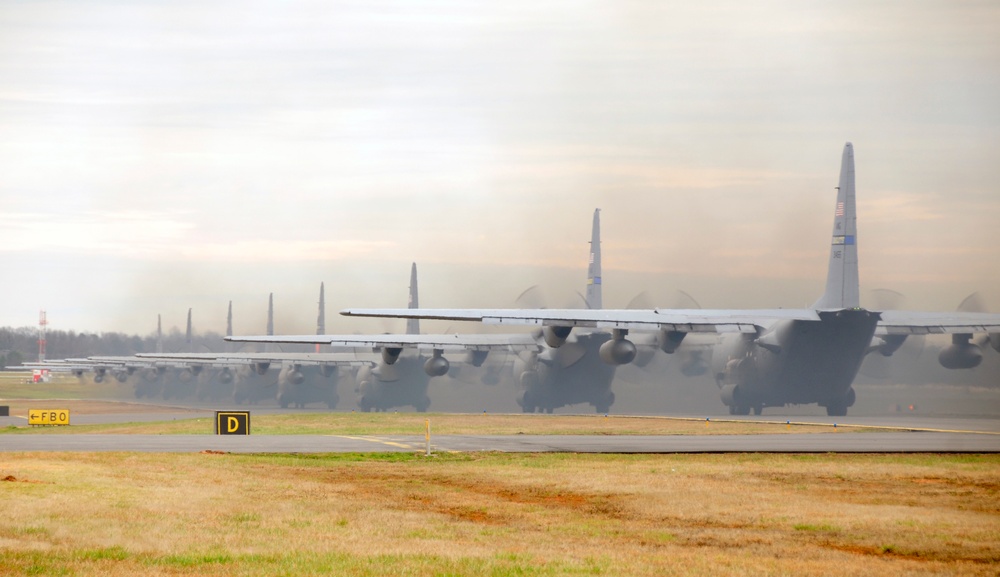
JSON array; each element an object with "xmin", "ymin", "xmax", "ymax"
[{"xmin": 793, "ymin": 523, "xmax": 840, "ymax": 533}]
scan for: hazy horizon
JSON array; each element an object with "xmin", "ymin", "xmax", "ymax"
[{"xmin": 2, "ymin": 1, "xmax": 998, "ymax": 336}]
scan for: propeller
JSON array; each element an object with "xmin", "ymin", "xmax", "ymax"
[
  {"xmin": 860, "ymin": 289, "xmax": 925, "ymax": 379},
  {"xmin": 513, "ymin": 285, "xmax": 590, "ymax": 371},
  {"xmin": 956, "ymin": 292, "xmax": 999, "ymax": 352}
]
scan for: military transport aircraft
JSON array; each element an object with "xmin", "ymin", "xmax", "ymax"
[
  {"xmin": 225, "ymin": 211, "xmax": 697, "ymax": 414},
  {"xmin": 137, "ymin": 286, "xmax": 356, "ymax": 408},
  {"xmin": 338, "ymin": 143, "xmax": 1000, "ymax": 416},
  {"xmin": 224, "ymin": 262, "xmax": 539, "ymax": 411}
]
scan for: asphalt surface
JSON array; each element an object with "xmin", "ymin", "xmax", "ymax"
[
  {"xmin": 1, "ymin": 424, "xmax": 998, "ymax": 454},
  {"xmin": 0, "ymin": 431, "xmax": 997, "ymax": 453},
  {"xmin": 2, "ymin": 405, "xmax": 998, "ymax": 454}
]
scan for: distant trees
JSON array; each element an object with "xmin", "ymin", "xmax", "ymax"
[
  {"xmin": 0, "ymin": 350, "xmax": 24, "ymax": 369},
  {"xmin": 0, "ymin": 326, "xmax": 230, "ymax": 363}
]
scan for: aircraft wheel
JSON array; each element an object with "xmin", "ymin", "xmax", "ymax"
[
  {"xmin": 752, "ymin": 406, "xmax": 763, "ymax": 416},
  {"xmin": 519, "ymin": 391, "xmax": 536, "ymax": 413},
  {"xmin": 729, "ymin": 405, "xmax": 751, "ymax": 416},
  {"xmin": 595, "ymin": 392, "xmax": 615, "ymax": 414},
  {"xmin": 825, "ymin": 404, "xmax": 848, "ymax": 417}
]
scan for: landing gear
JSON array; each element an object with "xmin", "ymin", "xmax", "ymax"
[
  {"xmin": 824, "ymin": 387, "xmax": 856, "ymax": 417},
  {"xmin": 519, "ymin": 390, "xmax": 536, "ymax": 414},
  {"xmin": 594, "ymin": 392, "xmax": 615, "ymax": 414},
  {"xmin": 825, "ymin": 404, "xmax": 847, "ymax": 417},
  {"xmin": 728, "ymin": 405, "xmax": 751, "ymax": 416}
]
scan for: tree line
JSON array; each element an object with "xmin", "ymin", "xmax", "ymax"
[{"xmin": 0, "ymin": 326, "xmax": 226, "ymax": 369}]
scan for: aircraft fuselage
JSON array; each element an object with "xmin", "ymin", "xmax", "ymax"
[
  {"xmin": 516, "ymin": 332, "xmax": 617, "ymax": 413},
  {"xmin": 712, "ymin": 309, "xmax": 879, "ymax": 415},
  {"xmin": 356, "ymin": 354, "xmax": 432, "ymax": 412}
]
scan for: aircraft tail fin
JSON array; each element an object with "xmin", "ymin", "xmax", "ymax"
[
  {"xmin": 317, "ymin": 283, "xmax": 326, "ymax": 335},
  {"xmin": 407, "ymin": 262, "xmax": 420, "ymax": 335},
  {"xmin": 316, "ymin": 283, "xmax": 325, "ymax": 353},
  {"xmin": 266, "ymin": 293, "xmax": 274, "ymax": 336},
  {"xmin": 813, "ymin": 142, "xmax": 861, "ymax": 310},
  {"xmin": 262, "ymin": 294, "xmax": 275, "ymax": 353},
  {"xmin": 586, "ymin": 208, "xmax": 602, "ymax": 310},
  {"xmin": 156, "ymin": 314, "xmax": 163, "ymax": 354},
  {"xmin": 185, "ymin": 308, "xmax": 193, "ymax": 352}
]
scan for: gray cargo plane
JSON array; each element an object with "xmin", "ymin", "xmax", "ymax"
[
  {"xmin": 225, "ymin": 262, "xmax": 540, "ymax": 411},
  {"xmin": 227, "ymin": 211, "xmax": 691, "ymax": 413},
  {"xmin": 340, "ymin": 143, "xmax": 1000, "ymax": 416},
  {"xmin": 511, "ymin": 209, "xmax": 623, "ymax": 412},
  {"xmin": 139, "ymin": 287, "xmax": 353, "ymax": 408},
  {"xmin": 149, "ymin": 263, "xmax": 522, "ymax": 412}
]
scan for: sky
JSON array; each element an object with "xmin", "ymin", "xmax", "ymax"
[{"xmin": 1, "ymin": 0, "xmax": 998, "ymax": 338}]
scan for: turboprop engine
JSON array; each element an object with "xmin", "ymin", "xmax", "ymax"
[
  {"xmin": 869, "ymin": 334, "xmax": 908, "ymax": 357},
  {"xmin": 465, "ymin": 350, "xmax": 489, "ymax": 367},
  {"xmin": 423, "ymin": 351, "xmax": 449, "ymax": 377},
  {"xmin": 381, "ymin": 347, "xmax": 403, "ymax": 365},
  {"xmin": 285, "ymin": 366, "xmax": 305, "ymax": 385},
  {"xmin": 218, "ymin": 368, "xmax": 234, "ymax": 384},
  {"xmin": 598, "ymin": 330, "xmax": 637, "ymax": 365},
  {"xmin": 178, "ymin": 366, "xmax": 202, "ymax": 382},
  {"xmin": 938, "ymin": 334, "xmax": 983, "ymax": 369},
  {"xmin": 543, "ymin": 326, "xmax": 572, "ymax": 348},
  {"xmin": 659, "ymin": 330, "xmax": 686, "ymax": 354},
  {"xmin": 253, "ymin": 362, "xmax": 270, "ymax": 375}
]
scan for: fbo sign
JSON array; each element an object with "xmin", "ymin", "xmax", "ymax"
[
  {"xmin": 215, "ymin": 411, "xmax": 250, "ymax": 435},
  {"xmin": 28, "ymin": 409, "xmax": 70, "ymax": 426}
]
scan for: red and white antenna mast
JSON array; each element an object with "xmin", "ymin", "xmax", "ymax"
[{"xmin": 38, "ymin": 310, "xmax": 47, "ymax": 362}]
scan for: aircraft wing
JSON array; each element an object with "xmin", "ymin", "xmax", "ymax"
[
  {"xmin": 339, "ymin": 308, "xmax": 821, "ymax": 334},
  {"xmin": 876, "ymin": 311, "xmax": 1000, "ymax": 335},
  {"xmin": 6, "ymin": 361, "xmax": 94, "ymax": 373},
  {"xmin": 135, "ymin": 352, "xmax": 374, "ymax": 368},
  {"xmin": 224, "ymin": 333, "xmax": 542, "ymax": 352}
]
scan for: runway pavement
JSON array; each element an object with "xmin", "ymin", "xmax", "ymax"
[{"xmin": 1, "ymin": 406, "xmax": 998, "ymax": 454}]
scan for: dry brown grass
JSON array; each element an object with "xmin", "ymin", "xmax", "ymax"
[{"xmin": 0, "ymin": 452, "xmax": 996, "ymax": 576}]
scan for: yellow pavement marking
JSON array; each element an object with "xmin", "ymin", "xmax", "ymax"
[{"xmin": 334, "ymin": 435, "xmax": 459, "ymax": 453}]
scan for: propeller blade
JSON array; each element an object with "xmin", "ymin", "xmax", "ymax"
[{"xmin": 626, "ymin": 291, "xmax": 656, "ymax": 310}]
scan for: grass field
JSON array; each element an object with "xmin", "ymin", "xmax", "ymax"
[
  {"xmin": 1, "ymin": 452, "xmax": 997, "ymax": 576},
  {"xmin": 0, "ymin": 373, "xmax": 131, "ymax": 400}
]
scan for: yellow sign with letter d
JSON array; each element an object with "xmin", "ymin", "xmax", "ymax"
[{"xmin": 215, "ymin": 411, "xmax": 250, "ymax": 435}]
